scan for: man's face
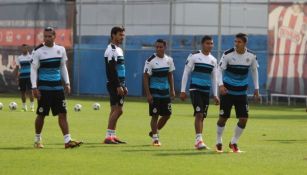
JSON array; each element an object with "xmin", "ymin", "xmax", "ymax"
[
  {"xmin": 235, "ymin": 38, "xmax": 246, "ymax": 50},
  {"xmin": 44, "ymin": 31, "xmax": 55, "ymax": 46},
  {"xmin": 202, "ymin": 39, "xmax": 214, "ymax": 52},
  {"xmin": 155, "ymin": 42, "xmax": 166, "ymax": 56},
  {"xmin": 21, "ymin": 46, "xmax": 28, "ymax": 54},
  {"xmin": 113, "ymin": 31, "xmax": 125, "ymax": 44}
]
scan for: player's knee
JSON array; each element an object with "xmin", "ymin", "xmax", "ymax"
[
  {"xmin": 237, "ymin": 119, "xmax": 248, "ymax": 128},
  {"xmin": 217, "ymin": 118, "xmax": 227, "ymax": 127},
  {"xmin": 116, "ymin": 109, "xmax": 123, "ymax": 116}
]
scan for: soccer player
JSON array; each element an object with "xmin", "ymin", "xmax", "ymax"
[
  {"xmin": 31, "ymin": 27, "xmax": 82, "ymax": 149},
  {"xmin": 143, "ymin": 39, "xmax": 175, "ymax": 146},
  {"xmin": 15, "ymin": 44, "xmax": 34, "ymax": 112},
  {"xmin": 103, "ymin": 26, "xmax": 127, "ymax": 144},
  {"xmin": 216, "ymin": 33, "xmax": 259, "ymax": 153},
  {"xmin": 180, "ymin": 36, "xmax": 219, "ymax": 150}
]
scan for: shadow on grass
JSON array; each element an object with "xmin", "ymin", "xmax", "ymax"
[
  {"xmin": 154, "ymin": 150, "xmax": 231, "ymax": 156},
  {"xmin": 0, "ymin": 146, "xmax": 59, "ymax": 150},
  {"xmin": 265, "ymin": 139, "xmax": 307, "ymax": 144}
]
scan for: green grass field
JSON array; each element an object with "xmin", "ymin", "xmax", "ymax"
[{"xmin": 0, "ymin": 95, "xmax": 306, "ymax": 175}]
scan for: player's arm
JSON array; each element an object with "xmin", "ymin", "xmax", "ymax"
[
  {"xmin": 218, "ymin": 54, "xmax": 228, "ymax": 95},
  {"xmin": 180, "ymin": 55, "xmax": 193, "ymax": 101},
  {"xmin": 168, "ymin": 58, "xmax": 176, "ymax": 99},
  {"xmin": 211, "ymin": 61, "xmax": 220, "ymax": 105},
  {"xmin": 251, "ymin": 56, "xmax": 260, "ymax": 101},
  {"xmin": 30, "ymin": 52, "xmax": 40, "ymax": 99},
  {"xmin": 143, "ymin": 61, "xmax": 153, "ymax": 103},
  {"xmin": 61, "ymin": 48, "xmax": 71, "ymax": 94},
  {"xmin": 107, "ymin": 51, "xmax": 124, "ymax": 96}
]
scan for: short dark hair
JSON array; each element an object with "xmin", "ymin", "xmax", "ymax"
[
  {"xmin": 236, "ymin": 33, "xmax": 248, "ymax": 43},
  {"xmin": 155, "ymin": 39, "xmax": 167, "ymax": 47},
  {"xmin": 111, "ymin": 26, "xmax": 125, "ymax": 39},
  {"xmin": 21, "ymin": 44, "xmax": 28, "ymax": 47},
  {"xmin": 201, "ymin": 35, "xmax": 213, "ymax": 44},
  {"xmin": 44, "ymin": 27, "xmax": 56, "ymax": 35}
]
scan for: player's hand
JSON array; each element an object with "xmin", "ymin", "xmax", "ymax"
[
  {"xmin": 180, "ymin": 92, "xmax": 187, "ymax": 101},
  {"xmin": 32, "ymin": 88, "xmax": 41, "ymax": 100},
  {"xmin": 123, "ymin": 87, "xmax": 128, "ymax": 96},
  {"xmin": 65, "ymin": 84, "xmax": 71, "ymax": 95},
  {"xmin": 170, "ymin": 90, "xmax": 176, "ymax": 100},
  {"xmin": 146, "ymin": 94, "xmax": 153, "ymax": 104},
  {"xmin": 213, "ymin": 96, "xmax": 220, "ymax": 105},
  {"xmin": 117, "ymin": 87, "xmax": 124, "ymax": 96},
  {"xmin": 253, "ymin": 89, "xmax": 260, "ymax": 102},
  {"xmin": 219, "ymin": 85, "xmax": 228, "ymax": 95}
]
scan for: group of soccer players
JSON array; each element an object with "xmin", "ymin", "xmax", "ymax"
[
  {"xmin": 104, "ymin": 26, "xmax": 259, "ymax": 153},
  {"xmin": 16, "ymin": 26, "xmax": 259, "ymax": 152}
]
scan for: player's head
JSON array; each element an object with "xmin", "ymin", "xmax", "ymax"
[
  {"xmin": 235, "ymin": 33, "xmax": 248, "ymax": 50},
  {"xmin": 21, "ymin": 44, "xmax": 29, "ymax": 54},
  {"xmin": 43, "ymin": 27, "xmax": 56, "ymax": 47},
  {"xmin": 155, "ymin": 39, "xmax": 167, "ymax": 57},
  {"xmin": 111, "ymin": 26, "xmax": 125, "ymax": 45},
  {"xmin": 201, "ymin": 35, "xmax": 213, "ymax": 53}
]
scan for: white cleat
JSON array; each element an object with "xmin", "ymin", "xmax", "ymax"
[{"xmin": 194, "ymin": 141, "xmax": 210, "ymax": 150}]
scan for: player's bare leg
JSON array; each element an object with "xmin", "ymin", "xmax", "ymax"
[
  {"xmin": 58, "ymin": 113, "xmax": 83, "ymax": 149},
  {"xmin": 194, "ymin": 113, "xmax": 208, "ymax": 150},
  {"xmin": 28, "ymin": 90, "xmax": 34, "ymax": 111},
  {"xmin": 34, "ymin": 115, "xmax": 45, "ymax": 148},
  {"xmin": 150, "ymin": 115, "xmax": 161, "ymax": 146},
  {"xmin": 157, "ymin": 115, "xmax": 170, "ymax": 131},
  {"xmin": 21, "ymin": 91, "xmax": 27, "ymax": 111},
  {"xmin": 104, "ymin": 105, "xmax": 126, "ymax": 144}
]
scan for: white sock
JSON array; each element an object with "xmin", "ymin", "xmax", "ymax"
[
  {"xmin": 152, "ymin": 134, "xmax": 159, "ymax": 141},
  {"xmin": 22, "ymin": 103, "xmax": 27, "ymax": 109},
  {"xmin": 106, "ymin": 129, "xmax": 115, "ymax": 138},
  {"xmin": 216, "ymin": 125, "xmax": 225, "ymax": 144},
  {"xmin": 30, "ymin": 102, "xmax": 34, "ymax": 108},
  {"xmin": 195, "ymin": 133, "xmax": 203, "ymax": 143},
  {"xmin": 34, "ymin": 134, "xmax": 42, "ymax": 143},
  {"xmin": 64, "ymin": 134, "xmax": 72, "ymax": 143},
  {"xmin": 231, "ymin": 125, "xmax": 244, "ymax": 144}
]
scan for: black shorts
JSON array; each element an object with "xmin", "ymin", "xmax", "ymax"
[
  {"xmin": 107, "ymin": 83, "xmax": 125, "ymax": 106},
  {"xmin": 149, "ymin": 97, "xmax": 172, "ymax": 117},
  {"xmin": 219, "ymin": 94, "xmax": 248, "ymax": 118},
  {"xmin": 19, "ymin": 78, "xmax": 32, "ymax": 92},
  {"xmin": 190, "ymin": 90, "xmax": 209, "ymax": 117},
  {"xmin": 37, "ymin": 90, "xmax": 67, "ymax": 116}
]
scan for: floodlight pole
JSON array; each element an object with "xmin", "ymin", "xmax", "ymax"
[
  {"xmin": 168, "ymin": 0, "xmax": 173, "ymax": 56},
  {"xmin": 217, "ymin": 0, "xmax": 222, "ymax": 60},
  {"xmin": 77, "ymin": 0, "xmax": 82, "ymax": 96}
]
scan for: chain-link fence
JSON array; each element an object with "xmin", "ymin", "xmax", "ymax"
[{"xmin": 0, "ymin": 0, "xmax": 306, "ymax": 98}]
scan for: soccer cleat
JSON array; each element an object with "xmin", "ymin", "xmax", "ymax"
[
  {"xmin": 34, "ymin": 142, "xmax": 44, "ymax": 149},
  {"xmin": 103, "ymin": 137, "xmax": 118, "ymax": 144},
  {"xmin": 113, "ymin": 137, "xmax": 127, "ymax": 144},
  {"xmin": 65, "ymin": 140, "xmax": 83, "ymax": 149},
  {"xmin": 229, "ymin": 142, "xmax": 241, "ymax": 153},
  {"xmin": 215, "ymin": 143, "xmax": 223, "ymax": 153},
  {"xmin": 30, "ymin": 108, "xmax": 35, "ymax": 112},
  {"xmin": 152, "ymin": 140, "xmax": 161, "ymax": 147},
  {"xmin": 194, "ymin": 141, "xmax": 209, "ymax": 150},
  {"xmin": 21, "ymin": 107, "xmax": 27, "ymax": 112}
]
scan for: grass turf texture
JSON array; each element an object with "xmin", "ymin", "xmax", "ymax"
[{"xmin": 0, "ymin": 94, "xmax": 306, "ymax": 175}]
